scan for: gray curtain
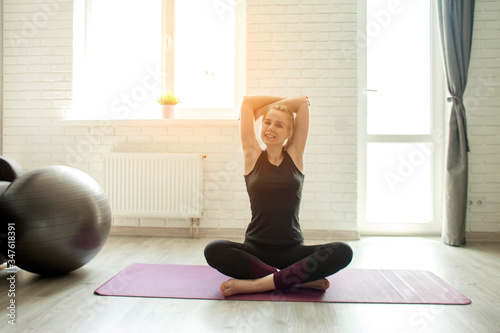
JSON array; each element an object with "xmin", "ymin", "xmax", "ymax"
[{"xmin": 437, "ymin": 0, "xmax": 475, "ymax": 246}]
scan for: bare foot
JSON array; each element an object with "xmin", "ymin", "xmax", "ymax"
[
  {"xmin": 296, "ymin": 278, "xmax": 330, "ymax": 291},
  {"xmin": 221, "ymin": 279, "xmax": 256, "ymax": 297},
  {"xmin": 220, "ymin": 274, "xmax": 276, "ymax": 297}
]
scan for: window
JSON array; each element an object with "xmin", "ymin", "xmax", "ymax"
[
  {"xmin": 359, "ymin": 0, "xmax": 445, "ymax": 235},
  {"xmin": 71, "ymin": 0, "xmax": 245, "ymax": 120}
]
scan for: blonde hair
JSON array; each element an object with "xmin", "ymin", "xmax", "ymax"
[{"xmin": 264, "ymin": 105, "xmax": 295, "ymax": 133}]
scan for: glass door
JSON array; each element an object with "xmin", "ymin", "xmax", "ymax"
[{"xmin": 359, "ymin": 0, "xmax": 445, "ymax": 235}]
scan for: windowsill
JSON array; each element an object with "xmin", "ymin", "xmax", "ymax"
[{"xmin": 62, "ymin": 117, "xmax": 239, "ymax": 126}]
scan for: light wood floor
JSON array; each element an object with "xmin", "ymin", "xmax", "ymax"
[{"xmin": 1, "ymin": 236, "xmax": 500, "ymax": 333}]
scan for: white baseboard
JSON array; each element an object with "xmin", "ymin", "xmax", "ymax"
[{"xmin": 466, "ymin": 232, "xmax": 500, "ymax": 242}]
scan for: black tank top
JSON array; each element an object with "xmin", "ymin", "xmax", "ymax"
[{"xmin": 244, "ymin": 150, "xmax": 304, "ymax": 247}]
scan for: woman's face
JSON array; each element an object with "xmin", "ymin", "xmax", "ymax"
[{"xmin": 261, "ymin": 109, "xmax": 292, "ymax": 147}]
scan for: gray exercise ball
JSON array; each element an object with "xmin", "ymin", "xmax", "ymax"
[{"xmin": 0, "ymin": 165, "xmax": 112, "ymax": 275}]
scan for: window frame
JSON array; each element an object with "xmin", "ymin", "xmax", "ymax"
[{"xmin": 72, "ymin": 0, "xmax": 245, "ymax": 120}]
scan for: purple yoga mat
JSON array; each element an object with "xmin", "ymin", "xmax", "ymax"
[{"xmin": 94, "ymin": 263, "xmax": 471, "ymax": 304}]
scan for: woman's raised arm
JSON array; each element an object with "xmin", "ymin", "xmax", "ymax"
[
  {"xmin": 239, "ymin": 95, "xmax": 286, "ymax": 150},
  {"xmin": 280, "ymin": 95, "xmax": 310, "ymax": 155}
]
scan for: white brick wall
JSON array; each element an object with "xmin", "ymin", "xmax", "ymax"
[
  {"xmin": 0, "ymin": 0, "xmax": 3, "ymax": 149},
  {"xmin": 1, "ymin": 0, "xmax": 498, "ymax": 238},
  {"xmin": 465, "ymin": 0, "xmax": 500, "ymax": 233}
]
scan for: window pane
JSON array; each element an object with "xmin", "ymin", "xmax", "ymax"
[
  {"xmin": 367, "ymin": 0, "xmax": 430, "ymax": 134},
  {"xmin": 74, "ymin": 0, "xmax": 162, "ymax": 119},
  {"xmin": 175, "ymin": 0, "xmax": 235, "ymax": 109},
  {"xmin": 366, "ymin": 143, "xmax": 432, "ymax": 223}
]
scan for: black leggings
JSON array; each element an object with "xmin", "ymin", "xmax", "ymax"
[{"xmin": 204, "ymin": 240, "xmax": 353, "ymax": 290}]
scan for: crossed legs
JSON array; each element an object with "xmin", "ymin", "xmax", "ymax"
[{"xmin": 204, "ymin": 240, "xmax": 353, "ymax": 296}]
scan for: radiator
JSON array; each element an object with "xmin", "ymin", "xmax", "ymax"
[{"xmin": 103, "ymin": 153, "xmax": 204, "ymax": 229}]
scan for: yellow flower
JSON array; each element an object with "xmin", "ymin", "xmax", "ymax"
[{"xmin": 157, "ymin": 91, "xmax": 181, "ymax": 105}]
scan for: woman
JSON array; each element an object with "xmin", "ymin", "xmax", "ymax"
[{"xmin": 204, "ymin": 95, "xmax": 353, "ymax": 297}]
